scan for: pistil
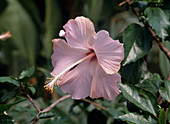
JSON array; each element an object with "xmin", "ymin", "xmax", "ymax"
[{"xmin": 44, "ymin": 52, "xmax": 95, "ymax": 92}]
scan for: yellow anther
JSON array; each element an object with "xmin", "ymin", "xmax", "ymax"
[{"xmin": 44, "ymin": 75, "xmax": 62, "ymax": 93}]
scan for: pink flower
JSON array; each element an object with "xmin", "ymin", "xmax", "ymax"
[
  {"xmin": 45, "ymin": 16, "xmax": 124, "ymax": 100},
  {"xmin": 0, "ymin": 31, "xmax": 11, "ymax": 41}
]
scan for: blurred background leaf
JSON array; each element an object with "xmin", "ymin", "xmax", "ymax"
[
  {"xmin": 43, "ymin": 0, "xmax": 61, "ymax": 61},
  {"xmin": 0, "ymin": 0, "xmax": 38, "ymax": 66}
]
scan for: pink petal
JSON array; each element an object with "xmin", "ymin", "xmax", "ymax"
[
  {"xmin": 92, "ymin": 30, "xmax": 124, "ymax": 74},
  {"xmin": 0, "ymin": 31, "xmax": 11, "ymax": 41},
  {"xmin": 63, "ymin": 16, "xmax": 96, "ymax": 49},
  {"xmin": 90, "ymin": 64, "xmax": 121, "ymax": 100},
  {"xmin": 51, "ymin": 39, "xmax": 89, "ymax": 76},
  {"xmin": 59, "ymin": 60, "xmax": 97, "ymax": 99}
]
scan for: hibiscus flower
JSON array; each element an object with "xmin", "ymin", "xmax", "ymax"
[{"xmin": 45, "ymin": 16, "xmax": 124, "ymax": 100}]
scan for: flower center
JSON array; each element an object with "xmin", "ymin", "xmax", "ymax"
[{"xmin": 44, "ymin": 52, "xmax": 96, "ymax": 93}]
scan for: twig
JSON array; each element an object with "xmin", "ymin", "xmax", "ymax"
[
  {"xmin": 29, "ymin": 95, "xmax": 71, "ymax": 124},
  {"xmin": 120, "ymin": 0, "xmax": 170, "ymax": 62},
  {"xmin": 81, "ymin": 99, "xmax": 108, "ymax": 111},
  {"xmin": 20, "ymin": 83, "xmax": 41, "ymax": 113},
  {"xmin": 41, "ymin": 95, "xmax": 71, "ymax": 113},
  {"xmin": 25, "ymin": 93, "xmax": 41, "ymax": 113},
  {"xmin": 119, "ymin": 0, "xmax": 134, "ymax": 6},
  {"xmin": 119, "ymin": 0, "xmax": 129, "ymax": 6}
]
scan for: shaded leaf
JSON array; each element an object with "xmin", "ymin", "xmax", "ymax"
[
  {"xmin": 123, "ymin": 23, "xmax": 152, "ymax": 65},
  {"xmin": 107, "ymin": 108, "xmax": 124, "ymax": 117},
  {"xmin": 131, "ymin": 1, "xmax": 147, "ymax": 9},
  {"xmin": 18, "ymin": 66, "xmax": 35, "ymax": 80},
  {"xmin": 0, "ymin": 88, "xmax": 19, "ymax": 102},
  {"xmin": 0, "ymin": 97, "xmax": 25, "ymax": 114},
  {"xmin": 147, "ymin": 115, "xmax": 158, "ymax": 124},
  {"xmin": 44, "ymin": 117, "xmax": 68, "ymax": 124},
  {"xmin": 159, "ymin": 41, "xmax": 170, "ymax": 78},
  {"xmin": 0, "ymin": 77, "xmax": 19, "ymax": 86},
  {"xmin": 120, "ymin": 58, "xmax": 147, "ymax": 84},
  {"xmin": 28, "ymin": 87, "xmax": 36, "ymax": 95},
  {"xmin": 158, "ymin": 108, "xmax": 166, "ymax": 124},
  {"xmin": 117, "ymin": 113, "xmax": 150, "ymax": 124},
  {"xmin": 119, "ymin": 83, "xmax": 159, "ymax": 116},
  {"xmin": 159, "ymin": 80, "xmax": 170, "ymax": 102},
  {"xmin": 15, "ymin": 107, "xmax": 36, "ymax": 116},
  {"xmin": 115, "ymin": 93, "xmax": 127, "ymax": 103},
  {"xmin": 0, "ymin": 115, "xmax": 14, "ymax": 124},
  {"xmin": 144, "ymin": 7, "xmax": 170, "ymax": 40},
  {"xmin": 38, "ymin": 112, "xmax": 57, "ymax": 119},
  {"xmin": 136, "ymin": 74, "xmax": 163, "ymax": 96}
]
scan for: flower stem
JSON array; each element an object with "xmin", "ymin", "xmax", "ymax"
[{"xmin": 41, "ymin": 95, "xmax": 71, "ymax": 113}]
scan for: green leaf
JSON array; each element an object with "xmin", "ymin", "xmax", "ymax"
[
  {"xmin": 0, "ymin": 88, "xmax": 19, "ymax": 102},
  {"xmin": 158, "ymin": 108, "xmax": 166, "ymax": 124},
  {"xmin": 117, "ymin": 113, "xmax": 150, "ymax": 124},
  {"xmin": 159, "ymin": 80, "xmax": 170, "ymax": 102},
  {"xmin": 159, "ymin": 41, "xmax": 170, "ymax": 78},
  {"xmin": 0, "ymin": 97, "xmax": 25, "ymax": 114},
  {"xmin": 18, "ymin": 66, "xmax": 35, "ymax": 80},
  {"xmin": 136, "ymin": 74, "xmax": 163, "ymax": 96},
  {"xmin": 167, "ymin": 107, "xmax": 170, "ymax": 123},
  {"xmin": 123, "ymin": 23, "xmax": 152, "ymax": 65},
  {"xmin": 15, "ymin": 107, "xmax": 36, "ymax": 116},
  {"xmin": 38, "ymin": 112, "xmax": 57, "ymax": 119},
  {"xmin": 120, "ymin": 58, "xmax": 147, "ymax": 84},
  {"xmin": 119, "ymin": 83, "xmax": 159, "ymax": 116},
  {"xmin": 55, "ymin": 86, "xmax": 67, "ymax": 96},
  {"xmin": 131, "ymin": 1, "xmax": 147, "ymax": 9},
  {"xmin": 0, "ymin": 77, "xmax": 19, "ymax": 86},
  {"xmin": 44, "ymin": 117, "xmax": 68, "ymax": 124},
  {"xmin": 107, "ymin": 108, "xmax": 124, "ymax": 117},
  {"xmin": 0, "ymin": 115, "xmax": 14, "ymax": 124},
  {"xmin": 28, "ymin": 87, "xmax": 36, "ymax": 95},
  {"xmin": 0, "ymin": 0, "xmax": 38, "ymax": 65},
  {"xmin": 144, "ymin": 7, "xmax": 170, "ymax": 40},
  {"xmin": 147, "ymin": 115, "xmax": 158, "ymax": 124}
]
